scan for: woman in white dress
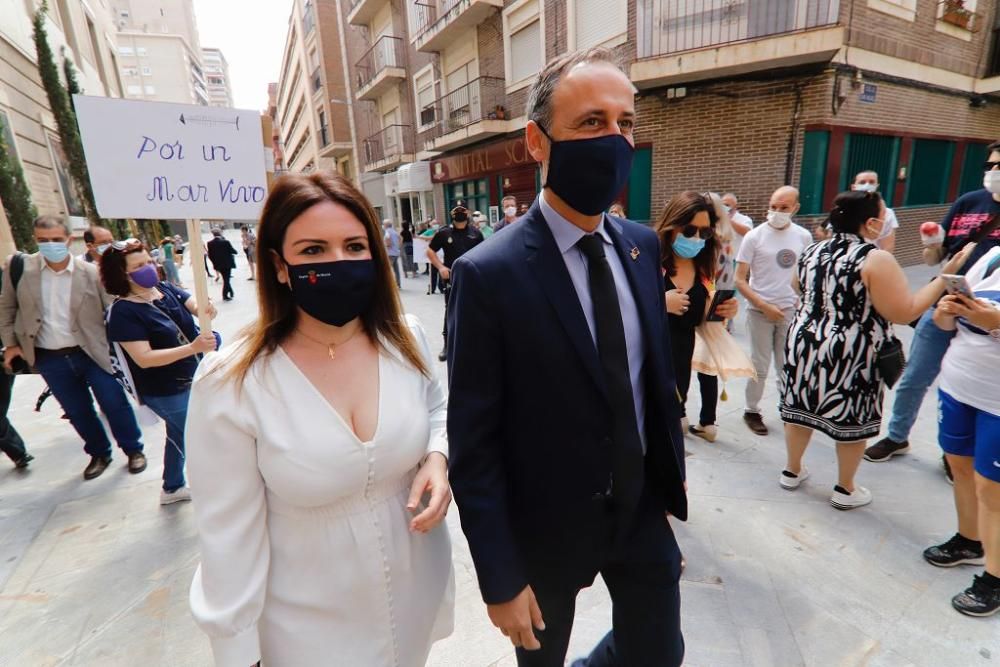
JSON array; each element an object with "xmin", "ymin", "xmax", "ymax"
[{"xmin": 186, "ymin": 172, "xmax": 454, "ymax": 667}]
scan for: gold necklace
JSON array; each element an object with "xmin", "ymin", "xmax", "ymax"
[{"xmin": 296, "ymin": 326, "xmax": 363, "ymax": 360}]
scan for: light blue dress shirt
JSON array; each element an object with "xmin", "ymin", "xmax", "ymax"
[{"xmin": 539, "ymin": 191, "xmax": 647, "ymax": 452}]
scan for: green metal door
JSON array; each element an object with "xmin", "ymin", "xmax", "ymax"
[
  {"xmin": 905, "ymin": 139, "xmax": 955, "ymax": 206},
  {"xmin": 626, "ymin": 146, "xmax": 652, "ymax": 222},
  {"xmin": 799, "ymin": 130, "xmax": 830, "ymax": 215},
  {"xmin": 959, "ymin": 143, "xmax": 990, "ymax": 195},
  {"xmin": 840, "ymin": 133, "xmax": 900, "ymax": 194}
]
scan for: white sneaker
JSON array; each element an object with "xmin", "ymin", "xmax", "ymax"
[
  {"xmin": 689, "ymin": 423, "xmax": 718, "ymax": 443},
  {"xmin": 830, "ymin": 485, "xmax": 872, "ymax": 510},
  {"xmin": 160, "ymin": 486, "xmax": 192, "ymax": 505},
  {"xmin": 779, "ymin": 467, "xmax": 810, "ymax": 490}
]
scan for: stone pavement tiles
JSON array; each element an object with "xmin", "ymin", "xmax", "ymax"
[{"xmin": 0, "ymin": 256, "xmax": 997, "ymax": 666}]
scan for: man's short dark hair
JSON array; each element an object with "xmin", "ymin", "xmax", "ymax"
[
  {"xmin": 82, "ymin": 224, "xmax": 110, "ymax": 245},
  {"xmin": 526, "ymin": 48, "xmax": 626, "ymax": 133},
  {"xmin": 33, "ymin": 214, "xmax": 70, "ymax": 236},
  {"xmin": 211, "ymin": 228, "xmax": 223, "ymax": 237},
  {"xmin": 987, "ymin": 140, "xmax": 1000, "ymax": 155}
]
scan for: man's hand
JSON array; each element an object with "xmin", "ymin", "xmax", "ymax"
[
  {"xmin": 760, "ymin": 302, "xmax": 785, "ymax": 322},
  {"xmin": 3, "ymin": 345, "xmax": 23, "ymax": 370},
  {"xmin": 438, "ymin": 267, "xmax": 451, "ymax": 281},
  {"xmin": 487, "ymin": 586, "xmax": 545, "ymax": 650}
]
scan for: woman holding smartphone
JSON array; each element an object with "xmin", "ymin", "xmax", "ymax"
[{"xmin": 655, "ymin": 191, "xmax": 738, "ymax": 435}]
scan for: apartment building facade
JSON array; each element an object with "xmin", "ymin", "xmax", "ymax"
[
  {"xmin": 202, "ymin": 47, "xmax": 233, "ymax": 108},
  {"xmin": 1, "ymin": 0, "xmax": 123, "ymax": 225},
  {"xmin": 274, "ymin": 0, "xmax": 357, "ymax": 182},
  {"xmin": 112, "ymin": 0, "xmax": 209, "ymax": 105},
  {"xmin": 328, "ymin": 0, "xmax": 1000, "ymax": 264}
]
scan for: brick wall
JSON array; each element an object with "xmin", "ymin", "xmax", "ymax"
[
  {"xmin": 317, "ymin": 0, "xmax": 353, "ymax": 145},
  {"xmin": 844, "ymin": 0, "xmax": 995, "ymax": 77}
]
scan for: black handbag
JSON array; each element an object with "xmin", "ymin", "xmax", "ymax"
[{"xmin": 877, "ymin": 337, "xmax": 906, "ymax": 388}]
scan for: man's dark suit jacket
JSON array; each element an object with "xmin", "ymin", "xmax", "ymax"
[
  {"xmin": 447, "ymin": 201, "xmax": 688, "ymax": 605},
  {"xmin": 206, "ymin": 237, "xmax": 237, "ymax": 272}
]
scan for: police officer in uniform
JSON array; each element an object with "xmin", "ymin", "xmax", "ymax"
[{"xmin": 427, "ymin": 202, "xmax": 484, "ymax": 362}]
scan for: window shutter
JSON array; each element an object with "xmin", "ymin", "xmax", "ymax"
[
  {"xmin": 575, "ymin": 0, "xmax": 626, "ymax": 49},
  {"xmin": 510, "ymin": 20, "xmax": 541, "ymax": 83}
]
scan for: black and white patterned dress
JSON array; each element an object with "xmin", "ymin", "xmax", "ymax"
[{"xmin": 780, "ymin": 233, "xmax": 893, "ymax": 441}]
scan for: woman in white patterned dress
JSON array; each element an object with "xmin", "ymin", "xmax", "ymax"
[
  {"xmin": 186, "ymin": 173, "xmax": 454, "ymax": 667},
  {"xmin": 779, "ymin": 190, "xmax": 975, "ymax": 510}
]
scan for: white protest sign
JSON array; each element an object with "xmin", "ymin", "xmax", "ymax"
[{"xmin": 73, "ymin": 95, "xmax": 267, "ymax": 220}]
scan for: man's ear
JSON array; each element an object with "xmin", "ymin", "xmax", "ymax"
[{"xmin": 525, "ymin": 121, "xmax": 549, "ymax": 164}]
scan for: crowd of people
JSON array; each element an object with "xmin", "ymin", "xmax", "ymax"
[{"xmin": 2, "ymin": 46, "xmax": 999, "ymax": 667}]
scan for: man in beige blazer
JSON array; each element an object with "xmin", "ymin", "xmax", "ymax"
[{"xmin": 0, "ymin": 215, "xmax": 146, "ymax": 480}]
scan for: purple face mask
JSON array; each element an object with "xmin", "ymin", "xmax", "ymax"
[{"xmin": 128, "ymin": 264, "xmax": 160, "ymax": 288}]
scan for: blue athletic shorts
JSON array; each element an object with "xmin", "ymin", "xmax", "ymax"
[{"xmin": 938, "ymin": 389, "xmax": 1000, "ymax": 483}]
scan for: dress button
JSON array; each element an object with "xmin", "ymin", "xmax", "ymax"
[{"xmin": 602, "ymin": 436, "xmax": 613, "ymax": 447}]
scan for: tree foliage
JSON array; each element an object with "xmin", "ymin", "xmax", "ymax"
[
  {"xmin": 32, "ymin": 2, "xmax": 100, "ymax": 224},
  {"xmin": 0, "ymin": 117, "xmax": 38, "ymax": 252},
  {"xmin": 62, "ymin": 52, "xmax": 81, "ymax": 113}
]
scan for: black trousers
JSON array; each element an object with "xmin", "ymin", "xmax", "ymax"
[
  {"xmin": 0, "ymin": 374, "xmax": 26, "ymax": 462},
  {"xmin": 219, "ymin": 267, "xmax": 234, "ymax": 300},
  {"xmin": 515, "ymin": 499, "xmax": 684, "ymax": 667},
  {"xmin": 671, "ymin": 327, "xmax": 718, "ymax": 426},
  {"xmin": 441, "ymin": 280, "xmax": 451, "ymax": 339}
]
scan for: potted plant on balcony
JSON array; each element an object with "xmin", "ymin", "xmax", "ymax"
[{"xmin": 941, "ymin": 0, "xmax": 973, "ymax": 30}]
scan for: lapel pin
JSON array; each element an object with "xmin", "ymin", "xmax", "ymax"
[{"xmin": 630, "ymin": 247, "xmax": 640, "ymax": 261}]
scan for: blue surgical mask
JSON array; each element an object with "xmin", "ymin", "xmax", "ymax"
[
  {"xmin": 672, "ymin": 235, "xmax": 705, "ymax": 258},
  {"xmin": 540, "ymin": 127, "xmax": 634, "ymax": 216},
  {"xmin": 38, "ymin": 241, "xmax": 69, "ymax": 263},
  {"xmin": 96, "ymin": 243, "xmax": 111, "ymax": 256}
]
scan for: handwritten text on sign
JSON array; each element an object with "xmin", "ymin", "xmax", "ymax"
[{"xmin": 74, "ymin": 95, "xmax": 268, "ymax": 220}]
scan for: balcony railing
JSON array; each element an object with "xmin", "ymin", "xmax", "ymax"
[
  {"xmin": 356, "ymin": 36, "xmax": 404, "ymax": 90},
  {"xmin": 637, "ymin": 0, "xmax": 840, "ymax": 58},
  {"xmin": 311, "ymin": 66, "xmax": 322, "ymax": 93},
  {"xmin": 362, "ymin": 124, "xmax": 413, "ymax": 167},
  {"xmin": 417, "ymin": 76, "xmax": 507, "ymax": 149}
]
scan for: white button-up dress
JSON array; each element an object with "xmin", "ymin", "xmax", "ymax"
[{"xmin": 187, "ymin": 316, "xmax": 454, "ymax": 667}]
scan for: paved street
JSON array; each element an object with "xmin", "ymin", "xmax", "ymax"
[{"xmin": 0, "ymin": 237, "xmax": 997, "ymax": 666}]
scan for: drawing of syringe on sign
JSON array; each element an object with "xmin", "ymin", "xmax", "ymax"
[{"xmin": 178, "ymin": 113, "xmax": 240, "ymax": 130}]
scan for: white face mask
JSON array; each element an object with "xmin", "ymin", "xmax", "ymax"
[
  {"xmin": 853, "ymin": 182, "xmax": 877, "ymax": 193},
  {"xmin": 984, "ymin": 170, "xmax": 1000, "ymax": 194},
  {"xmin": 863, "ymin": 217, "xmax": 885, "ymax": 241},
  {"xmin": 504, "ymin": 206, "xmax": 517, "ymax": 217},
  {"xmin": 766, "ymin": 210, "xmax": 792, "ymax": 229}
]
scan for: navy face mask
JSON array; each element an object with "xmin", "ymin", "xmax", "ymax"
[
  {"xmin": 540, "ymin": 126, "xmax": 635, "ymax": 216},
  {"xmin": 285, "ymin": 259, "xmax": 376, "ymax": 327}
]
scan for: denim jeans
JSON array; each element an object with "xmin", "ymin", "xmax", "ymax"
[
  {"xmin": 0, "ymin": 373, "xmax": 26, "ymax": 462},
  {"xmin": 162, "ymin": 259, "xmax": 180, "ymax": 285},
  {"xmin": 389, "ymin": 254, "xmax": 401, "ymax": 287},
  {"xmin": 886, "ymin": 307, "xmax": 956, "ymax": 443},
  {"xmin": 142, "ymin": 391, "xmax": 190, "ymax": 492}
]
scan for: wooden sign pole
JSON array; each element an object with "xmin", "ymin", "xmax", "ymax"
[{"xmin": 185, "ymin": 218, "xmax": 212, "ymax": 333}]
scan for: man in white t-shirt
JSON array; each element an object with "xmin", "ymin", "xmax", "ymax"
[
  {"xmin": 735, "ymin": 185, "xmax": 813, "ymax": 436},
  {"xmin": 852, "ymin": 170, "xmax": 898, "ymax": 252}
]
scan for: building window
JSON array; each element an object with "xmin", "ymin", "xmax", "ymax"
[
  {"xmin": 318, "ymin": 109, "xmax": 329, "ymax": 146},
  {"xmin": 142, "ymin": 66, "xmax": 152, "ymax": 76},
  {"xmin": 122, "ymin": 66, "xmax": 138, "ymax": 77},
  {"xmin": 118, "ymin": 46, "xmax": 134, "ymax": 56},
  {"xmin": 303, "ymin": 0, "xmax": 316, "ymax": 35},
  {"xmin": 126, "ymin": 84, "xmax": 142, "ymax": 95},
  {"xmin": 570, "ymin": 0, "xmax": 626, "ymax": 50},
  {"xmin": 867, "ymin": 0, "xmax": 916, "ymax": 22},
  {"xmin": 137, "ymin": 47, "xmax": 147, "ymax": 57},
  {"xmin": 504, "ymin": 0, "xmax": 543, "ymax": 89},
  {"xmin": 414, "ymin": 67, "xmax": 436, "ymax": 129},
  {"xmin": 144, "ymin": 85, "xmax": 156, "ymax": 95},
  {"xmin": 905, "ymin": 139, "xmax": 956, "ymax": 206}
]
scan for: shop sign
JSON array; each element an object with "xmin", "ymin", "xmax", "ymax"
[{"xmin": 431, "ymin": 136, "xmax": 535, "ymax": 183}]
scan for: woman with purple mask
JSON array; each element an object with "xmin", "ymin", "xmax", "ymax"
[{"xmin": 100, "ymin": 240, "xmax": 218, "ymax": 505}]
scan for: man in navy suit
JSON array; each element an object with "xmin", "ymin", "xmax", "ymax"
[{"xmin": 447, "ymin": 48, "xmax": 688, "ymax": 667}]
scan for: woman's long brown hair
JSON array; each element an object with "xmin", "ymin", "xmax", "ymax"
[
  {"xmin": 655, "ymin": 190, "xmax": 720, "ymax": 282},
  {"xmin": 222, "ymin": 172, "xmax": 429, "ymax": 385}
]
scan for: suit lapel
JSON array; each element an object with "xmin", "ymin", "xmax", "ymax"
[
  {"xmin": 25, "ymin": 254, "xmax": 44, "ymax": 314},
  {"xmin": 69, "ymin": 258, "xmax": 88, "ymax": 322},
  {"xmin": 522, "ymin": 207, "xmax": 609, "ymax": 401}
]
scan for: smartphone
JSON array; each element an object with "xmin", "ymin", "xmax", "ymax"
[
  {"xmin": 940, "ymin": 274, "xmax": 973, "ymax": 299},
  {"xmin": 707, "ymin": 289, "xmax": 736, "ymax": 322}
]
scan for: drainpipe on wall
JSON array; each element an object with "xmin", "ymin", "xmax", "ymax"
[
  {"xmin": 332, "ymin": 0, "xmax": 362, "ymax": 183},
  {"xmin": 785, "ymin": 82, "xmax": 805, "ymax": 186}
]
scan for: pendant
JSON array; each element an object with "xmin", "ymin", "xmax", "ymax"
[{"xmin": 328, "ymin": 344, "xmax": 336, "ymax": 360}]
